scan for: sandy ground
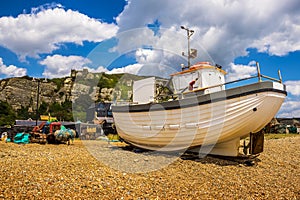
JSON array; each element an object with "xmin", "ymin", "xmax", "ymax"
[{"xmin": 0, "ymin": 135, "xmax": 299, "ymax": 199}]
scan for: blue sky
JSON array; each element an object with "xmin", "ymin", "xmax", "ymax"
[{"xmin": 0, "ymin": 0, "xmax": 299, "ymax": 117}]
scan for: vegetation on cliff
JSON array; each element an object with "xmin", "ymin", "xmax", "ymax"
[
  {"xmin": 0, "ymin": 100, "xmax": 74, "ymax": 126},
  {"xmin": 0, "ymin": 101, "xmax": 16, "ymax": 126},
  {"xmin": 0, "ymin": 72, "xmax": 145, "ymax": 125}
]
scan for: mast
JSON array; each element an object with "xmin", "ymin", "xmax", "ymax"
[{"xmin": 181, "ymin": 26, "xmax": 195, "ymax": 70}]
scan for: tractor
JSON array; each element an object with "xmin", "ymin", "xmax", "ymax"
[{"xmin": 31, "ymin": 121, "xmax": 61, "ymax": 144}]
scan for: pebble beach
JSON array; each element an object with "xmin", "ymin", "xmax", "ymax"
[{"xmin": 0, "ymin": 135, "xmax": 299, "ymax": 199}]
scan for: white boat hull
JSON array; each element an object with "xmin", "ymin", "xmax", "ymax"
[{"xmin": 112, "ymin": 82, "xmax": 286, "ymax": 154}]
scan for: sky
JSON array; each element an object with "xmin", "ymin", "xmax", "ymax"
[{"xmin": 0, "ymin": 0, "xmax": 299, "ymax": 117}]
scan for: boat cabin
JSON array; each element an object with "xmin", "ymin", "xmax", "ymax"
[
  {"xmin": 171, "ymin": 62, "xmax": 227, "ymax": 95},
  {"xmin": 133, "ymin": 77, "xmax": 169, "ymax": 104},
  {"xmin": 131, "ymin": 62, "xmax": 227, "ymax": 104}
]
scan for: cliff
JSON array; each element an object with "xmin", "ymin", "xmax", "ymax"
[
  {"xmin": 0, "ymin": 71, "xmax": 144, "ymax": 113},
  {"xmin": 0, "ymin": 77, "xmax": 60, "ymax": 111}
]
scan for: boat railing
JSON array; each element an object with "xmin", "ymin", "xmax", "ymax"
[{"xmin": 180, "ymin": 62, "xmax": 283, "ymax": 96}]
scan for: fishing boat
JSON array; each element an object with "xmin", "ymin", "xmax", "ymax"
[{"xmin": 112, "ymin": 30, "xmax": 287, "ymax": 156}]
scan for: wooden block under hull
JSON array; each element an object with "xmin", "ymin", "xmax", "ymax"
[{"xmin": 188, "ymin": 137, "xmax": 240, "ymax": 157}]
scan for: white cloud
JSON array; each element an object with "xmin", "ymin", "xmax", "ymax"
[
  {"xmin": 89, "ymin": 66, "xmax": 109, "ymax": 74},
  {"xmin": 40, "ymin": 52, "xmax": 177, "ymax": 79},
  {"xmin": 251, "ymin": 15, "xmax": 300, "ymax": 56},
  {"xmin": 110, "ymin": 26, "xmax": 213, "ymax": 68},
  {"xmin": 277, "ymin": 98, "xmax": 300, "ymax": 118},
  {"xmin": 107, "ymin": 62, "xmax": 178, "ymax": 79},
  {"xmin": 40, "ymin": 54, "xmax": 109, "ymax": 78},
  {"xmin": 284, "ymin": 80, "xmax": 300, "ymax": 96},
  {"xmin": 135, "ymin": 48, "xmax": 163, "ymax": 64},
  {"xmin": 105, "ymin": 46, "xmax": 182, "ymax": 78},
  {"xmin": 107, "ymin": 63, "xmax": 143, "ymax": 75},
  {"xmin": 40, "ymin": 55, "xmax": 92, "ymax": 78},
  {"xmin": 116, "ymin": 0, "xmax": 300, "ymax": 65},
  {"xmin": 0, "ymin": 57, "xmax": 27, "ymax": 78},
  {"xmin": 225, "ymin": 61, "xmax": 257, "ymax": 82},
  {"xmin": 277, "ymin": 80, "xmax": 300, "ymax": 117},
  {"xmin": 0, "ymin": 4, "xmax": 118, "ymax": 60}
]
